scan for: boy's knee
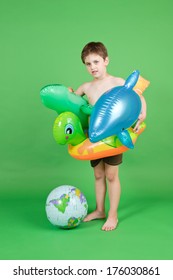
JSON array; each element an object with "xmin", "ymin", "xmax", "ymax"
[
  {"xmin": 105, "ymin": 170, "xmax": 118, "ymax": 182},
  {"xmin": 94, "ymin": 170, "xmax": 105, "ymax": 181}
]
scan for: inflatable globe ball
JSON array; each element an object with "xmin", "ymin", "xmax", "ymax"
[{"xmin": 45, "ymin": 185, "xmax": 88, "ymax": 229}]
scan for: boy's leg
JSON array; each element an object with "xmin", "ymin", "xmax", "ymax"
[
  {"xmin": 84, "ymin": 160, "xmax": 106, "ymax": 222},
  {"xmin": 102, "ymin": 164, "xmax": 121, "ymax": 231}
]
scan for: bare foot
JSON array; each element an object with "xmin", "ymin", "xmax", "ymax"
[
  {"xmin": 102, "ymin": 217, "xmax": 118, "ymax": 231},
  {"xmin": 83, "ymin": 210, "xmax": 106, "ymax": 222}
]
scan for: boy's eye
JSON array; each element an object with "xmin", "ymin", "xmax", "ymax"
[{"xmin": 94, "ymin": 60, "xmax": 99, "ymax": 64}]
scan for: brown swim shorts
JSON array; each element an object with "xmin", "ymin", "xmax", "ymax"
[{"xmin": 90, "ymin": 154, "xmax": 123, "ymax": 168}]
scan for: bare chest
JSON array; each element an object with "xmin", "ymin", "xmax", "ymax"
[{"xmin": 85, "ymin": 83, "xmax": 116, "ymax": 105}]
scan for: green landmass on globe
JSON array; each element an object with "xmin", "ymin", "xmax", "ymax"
[
  {"xmin": 50, "ymin": 194, "xmax": 70, "ymax": 213},
  {"xmin": 68, "ymin": 217, "xmax": 80, "ymax": 228}
]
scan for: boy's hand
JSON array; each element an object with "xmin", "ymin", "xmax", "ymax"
[
  {"xmin": 68, "ymin": 87, "xmax": 74, "ymax": 93},
  {"xmin": 133, "ymin": 112, "xmax": 146, "ymax": 133},
  {"xmin": 133, "ymin": 94, "xmax": 147, "ymax": 133}
]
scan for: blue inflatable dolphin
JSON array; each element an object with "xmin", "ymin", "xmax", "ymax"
[{"xmin": 89, "ymin": 70, "xmax": 142, "ymax": 149}]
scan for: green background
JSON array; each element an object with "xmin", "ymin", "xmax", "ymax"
[{"xmin": 0, "ymin": 0, "xmax": 173, "ymax": 260}]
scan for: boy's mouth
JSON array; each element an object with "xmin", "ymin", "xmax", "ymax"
[{"xmin": 92, "ymin": 70, "xmax": 98, "ymax": 75}]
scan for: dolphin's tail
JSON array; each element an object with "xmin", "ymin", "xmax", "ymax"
[{"xmin": 124, "ymin": 70, "xmax": 140, "ymax": 89}]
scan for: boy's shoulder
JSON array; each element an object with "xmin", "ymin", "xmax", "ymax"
[
  {"xmin": 79, "ymin": 81, "xmax": 92, "ymax": 92},
  {"xmin": 75, "ymin": 75, "xmax": 125, "ymax": 96},
  {"xmin": 82, "ymin": 76, "xmax": 124, "ymax": 87},
  {"xmin": 109, "ymin": 75, "xmax": 125, "ymax": 86},
  {"xmin": 75, "ymin": 81, "xmax": 92, "ymax": 96}
]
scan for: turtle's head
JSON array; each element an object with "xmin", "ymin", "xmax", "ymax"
[{"xmin": 53, "ymin": 112, "xmax": 86, "ymax": 146}]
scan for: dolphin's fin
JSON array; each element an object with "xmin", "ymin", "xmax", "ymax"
[
  {"xmin": 117, "ymin": 130, "xmax": 134, "ymax": 149},
  {"xmin": 125, "ymin": 70, "xmax": 140, "ymax": 89},
  {"xmin": 80, "ymin": 104, "xmax": 93, "ymax": 115}
]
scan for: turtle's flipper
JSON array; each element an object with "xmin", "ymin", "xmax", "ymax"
[
  {"xmin": 117, "ymin": 130, "xmax": 134, "ymax": 149},
  {"xmin": 80, "ymin": 104, "xmax": 93, "ymax": 115},
  {"xmin": 40, "ymin": 84, "xmax": 89, "ymax": 128}
]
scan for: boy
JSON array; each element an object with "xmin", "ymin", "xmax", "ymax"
[{"xmin": 75, "ymin": 42, "xmax": 147, "ymax": 231}]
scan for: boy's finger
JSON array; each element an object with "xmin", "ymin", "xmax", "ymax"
[{"xmin": 133, "ymin": 120, "xmax": 140, "ymax": 132}]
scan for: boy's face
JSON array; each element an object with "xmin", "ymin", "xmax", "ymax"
[{"xmin": 84, "ymin": 53, "xmax": 109, "ymax": 79}]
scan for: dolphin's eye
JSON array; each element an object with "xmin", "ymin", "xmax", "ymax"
[{"xmin": 65, "ymin": 124, "xmax": 74, "ymax": 135}]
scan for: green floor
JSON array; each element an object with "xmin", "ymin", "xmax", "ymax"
[
  {"xmin": 1, "ymin": 150, "xmax": 173, "ymax": 260},
  {"xmin": 1, "ymin": 0, "xmax": 173, "ymax": 260}
]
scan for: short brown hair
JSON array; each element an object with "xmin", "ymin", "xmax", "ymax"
[{"xmin": 81, "ymin": 42, "xmax": 108, "ymax": 63}]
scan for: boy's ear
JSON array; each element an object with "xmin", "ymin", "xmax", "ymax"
[{"xmin": 105, "ymin": 56, "xmax": 109, "ymax": 65}]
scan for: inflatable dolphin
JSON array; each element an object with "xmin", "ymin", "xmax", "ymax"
[{"xmin": 89, "ymin": 70, "xmax": 142, "ymax": 149}]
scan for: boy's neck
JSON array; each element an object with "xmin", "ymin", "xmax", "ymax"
[{"xmin": 93, "ymin": 72, "xmax": 110, "ymax": 81}]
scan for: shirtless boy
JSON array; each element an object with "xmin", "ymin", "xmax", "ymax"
[{"xmin": 75, "ymin": 42, "xmax": 146, "ymax": 231}]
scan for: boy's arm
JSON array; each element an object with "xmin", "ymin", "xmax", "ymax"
[
  {"xmin": 75, "ymin": 84, "xmax": 86, "ymax": 96},
  {"xmin": 133, "ymin": 95, "xmax": 147, "ymax": 133},
  {"xmin": 68, "ymin": 84, "xmax": 85, "ymax": 96}
]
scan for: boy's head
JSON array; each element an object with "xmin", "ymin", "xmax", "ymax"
[{"xmin": 81, "ymin": 42, "xmax": 108, "ymax": 64}]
